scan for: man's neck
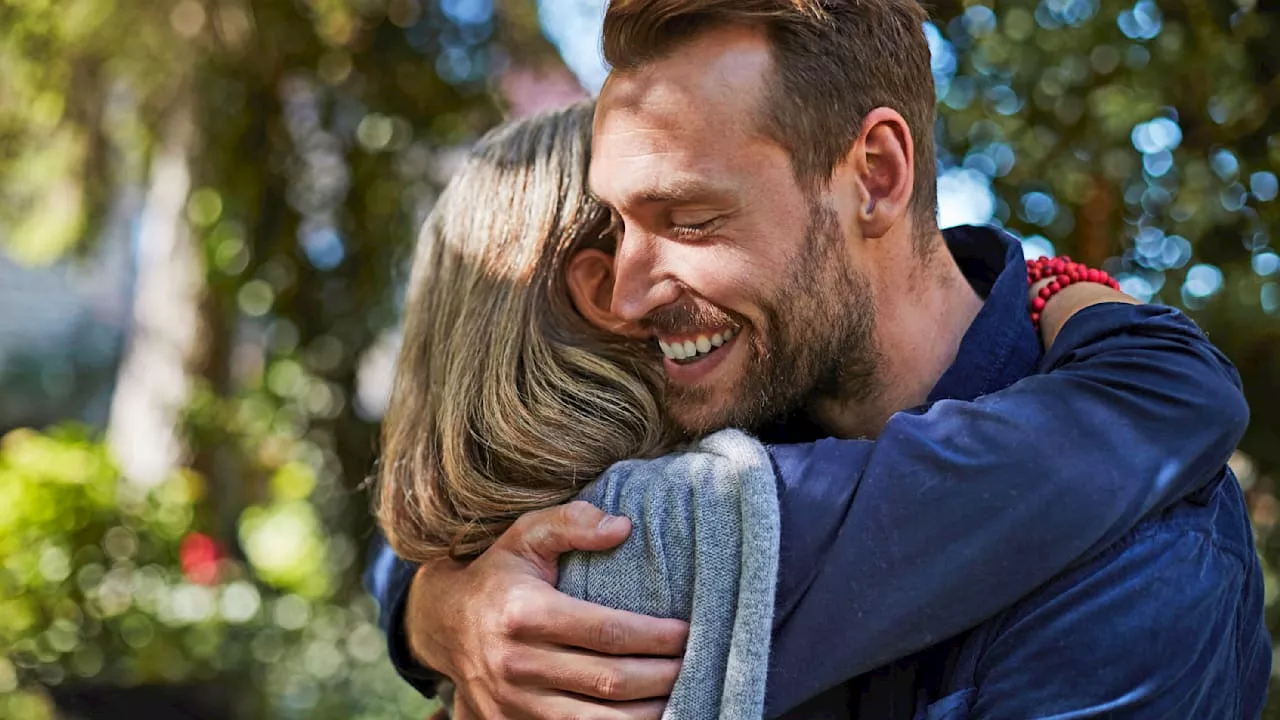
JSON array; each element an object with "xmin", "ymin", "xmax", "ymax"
[{"xmin": 813, "ymin": 231, "xmax": 985, "ymax": 439}]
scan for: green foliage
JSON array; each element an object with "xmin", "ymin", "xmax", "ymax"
[
  {"xmin": 0, "ymin": 426, "xmax": 435, "ymax": 719},
  {"xmin": 929, "ymin": 0, "xmax": 1280, "ymax": 472},
  {"xmin": 239, "ymin": 500, "xmax": 332, "ymax": 599},
  {"xmin": 0, "ymin": 426, "xmax": 216, "ymax": 712},
  {"xmin": 3, "ymin": 0, "xmax": 1280, "ymax": 715},
  {"xmin": 1, "ymin": 0, "xmax": 549, "ymax": 712}
]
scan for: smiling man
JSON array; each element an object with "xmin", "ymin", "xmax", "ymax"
[
  {"xmin": 587, "ymin": 25, "xmax": 900, "ymax": 440},
  {"xmin": 365, "ymin": 1, "xmax": 1268, "ymax": 718}
]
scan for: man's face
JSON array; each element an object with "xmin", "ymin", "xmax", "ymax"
[{"xmin": 588, "ymin": 26, "xmax": 881, "ymax": 434}]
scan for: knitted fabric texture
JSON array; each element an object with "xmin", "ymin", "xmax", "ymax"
[{"xmin": 559, "ymin": 429, "xmax": 782, "ymax": 720}]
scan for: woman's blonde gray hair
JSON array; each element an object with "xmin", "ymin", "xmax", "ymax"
[{"xmin": 376, "ymin": 102, "xmax": 678, "ymax": 563}]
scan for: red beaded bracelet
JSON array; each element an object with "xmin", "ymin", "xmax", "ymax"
[{"xmin": 1025, "ymin": 256, "xmax": 1120, "ymax": 329}]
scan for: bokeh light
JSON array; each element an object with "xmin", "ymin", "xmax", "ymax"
[{"xmin": 3, "ymin": 0, "xmax": 1280, "ymax": 717}]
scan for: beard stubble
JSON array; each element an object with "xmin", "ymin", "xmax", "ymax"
[{"xmin": 658, "ymin": 199, "xmax": 882, "ymax": 434}]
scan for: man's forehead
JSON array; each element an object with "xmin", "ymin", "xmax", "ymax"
[
  {"xmin": 595, "ymin": 27, "xmax": 772, "ymax": 127},
  {"xmin": 588, "ymin": 31, "xmax": 775, "ymax": 206},
  {"xmin": 587, "ymin": 111, "xmax": 751, "ymax": 208}
]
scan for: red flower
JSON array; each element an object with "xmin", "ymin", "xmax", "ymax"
[{"xmin": 180, "ymin": 533, "xmax": 222, "ymax": 585}]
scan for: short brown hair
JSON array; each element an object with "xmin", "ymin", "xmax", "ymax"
[{"xmin": 602, "ymin": 0, "xmax": 938, "ymax": 241}]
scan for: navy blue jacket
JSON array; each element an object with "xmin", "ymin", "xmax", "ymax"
[{"xmin": 365, "ymin": 226, "xmax": 1267, "ymax": 717}]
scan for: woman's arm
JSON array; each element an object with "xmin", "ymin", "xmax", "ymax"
[{"xmin": 1034, "ymin": 275, "xmax": 1138, "ymax": 347}]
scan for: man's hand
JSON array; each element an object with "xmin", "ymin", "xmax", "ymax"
[{"xmin": 405, "ymin": 501, "xmax": 690, "ymax": 719}]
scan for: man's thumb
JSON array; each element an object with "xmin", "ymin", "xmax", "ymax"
[{"xmin": 505, "ymin": 501, "xmax": 631, "ymax": 575}]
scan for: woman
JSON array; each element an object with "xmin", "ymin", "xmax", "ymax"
[{"xmin": 376, "ymin": 103, "xmax": 1244, "ymax": 717}]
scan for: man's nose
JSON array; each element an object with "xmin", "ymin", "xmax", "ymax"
[{"xmin": 610, "ymin": 229, "xmax": 681, "ymax": 324}]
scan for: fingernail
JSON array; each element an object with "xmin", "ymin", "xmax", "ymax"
[{"xmin": 598, "ymin": 514, "xmax": 626, "ymax": 531}]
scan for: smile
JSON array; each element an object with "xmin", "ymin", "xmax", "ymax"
[{"xmin": 657, "ymin": 327, "xmax": 737, "ymax": 365}]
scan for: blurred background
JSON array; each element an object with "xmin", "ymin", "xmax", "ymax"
[{"xmin": 0, "ymin": 0, "xmax": 1277, "ymax": 717}]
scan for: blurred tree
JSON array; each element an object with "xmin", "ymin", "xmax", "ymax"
[
  {"xmin": 1, "ymin": 0, "xmax": 560, "ymax": 716},
  {"xmin": 5, "ymin": 0, "xmax": 1280, "ymax": 715},
  {"xmin": 0, "ymin": 426, "xmax": 433, "ymax": 719},
  {"xmin": 1, "ymin": 0, "xmax": 568, "ymax": 561},
  {"xmin": 924, "ymin": 0, "xmax": 1279, "ymax": 480}
]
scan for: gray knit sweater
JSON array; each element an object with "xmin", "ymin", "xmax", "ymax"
[{"xmin": 558, "ymin": 429, "xmax": 782, "ymax": 720}]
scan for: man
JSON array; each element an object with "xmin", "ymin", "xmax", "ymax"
[{"xmin": 367, "ymin": 0, "xmax": 1268, "ymax": 717}]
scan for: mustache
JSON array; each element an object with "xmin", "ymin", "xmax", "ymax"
[{"xmin": 637, "ymin": 299, "xmax": 742, "ymax": 336}]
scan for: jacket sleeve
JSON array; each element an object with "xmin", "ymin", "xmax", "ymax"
[
  {"xmin": 763, "ymin": 303, "xmax": 1250, "ymax": 715},
  {"xmin": 559, "ymin": 430, "xmax": 781, "ymax": 720},
  {"xmin": 957, "ymin": 472, "xmax": 1267, "ymax": 719},
  {"xmin": 362, "ymin": 532, "xmax": 441, "ymax": 698}
]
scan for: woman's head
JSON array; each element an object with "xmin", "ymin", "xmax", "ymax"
[{"xmin": 378, "ymin": 101, "xmax": 679, "ymax": 563}]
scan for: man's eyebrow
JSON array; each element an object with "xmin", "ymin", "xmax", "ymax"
[{"xmin": 590, "ymin": 178, "xmax": 734, "ymax": 210}]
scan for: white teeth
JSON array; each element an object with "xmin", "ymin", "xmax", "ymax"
[{"xmin": 658, "ymin": 328, "xmax": 739, "ymax": 362}]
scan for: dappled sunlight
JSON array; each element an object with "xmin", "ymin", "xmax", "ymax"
[{"xmin": 2, "ymin": 0, "xmax": 1280, "ymax": 716}]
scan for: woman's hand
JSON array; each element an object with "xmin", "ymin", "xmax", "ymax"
[{"xmin": 1031, "ymin": 277, "xmax": 1139, "ymax": 349}]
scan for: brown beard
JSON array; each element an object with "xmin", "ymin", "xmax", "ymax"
[{"xmin": 658, "ymin": 198, "xmax": 881, "ymax": 434}]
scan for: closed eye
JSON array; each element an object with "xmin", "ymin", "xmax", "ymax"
[{"xmin": 670, "ymin": 217, "xmax": 721, "ymax": 241}]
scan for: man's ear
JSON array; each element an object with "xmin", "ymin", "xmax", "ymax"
[
  {"xmin": 844, "ymin": 107, "xmax": 914, "ymax": 240},
  {"xmin": 566, "ymin": 249, "xmax": 647, "ymax": 339}
]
